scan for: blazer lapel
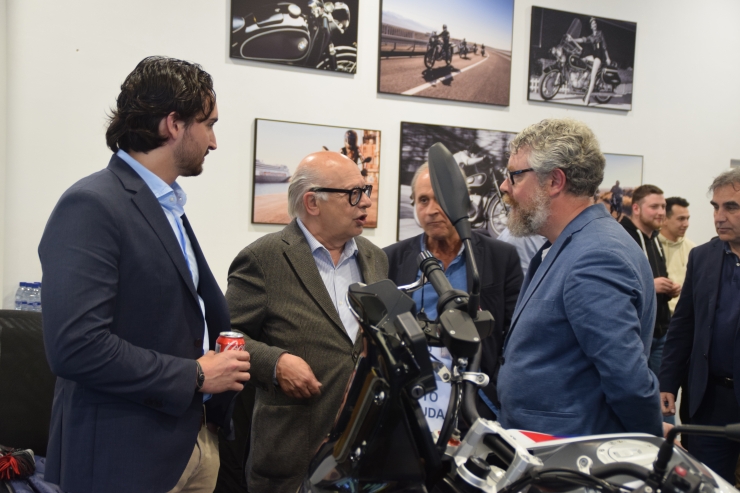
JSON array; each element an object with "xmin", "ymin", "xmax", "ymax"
[
  {"xmin": 282, "ymin": 220, "xmax": 345, "ymax": 335},
  {"xmin": 399, "ymin": 236, "xmax": 424, "ymax": 285},
  {"xmin": 506, "ymin": 205, "xmax": 605, "ymax": 345},
  {"xmin": 107, "ymin": 156, "xmax": 199, "ymax": 304},
  {"xmin": 506, "ymin": 238, "xmax": 562, "ymax": 343},
  {"xmin": 357, "ymin": 244, "xmax": 378, "ymax": 283}
]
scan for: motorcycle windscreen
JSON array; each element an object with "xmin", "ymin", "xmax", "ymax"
[
  {"xmin": 566, "ymin": 18, "xmax": 582, "ymax": 39},
  {"xmin": 304, "ymin": 283, "xmax": 439, "ymax": 490}
]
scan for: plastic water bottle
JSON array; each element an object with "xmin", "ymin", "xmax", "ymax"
[
  {"xmin": 20, "ymin": 300, "xmax": 30, "ymax": 311},
  {"xmin": 14, "ymin": 282, "xmax": 25, "ymax": 310},
  {"xmin": 29, "ymin": 282, "xmax": 41, "ymax": 311}
]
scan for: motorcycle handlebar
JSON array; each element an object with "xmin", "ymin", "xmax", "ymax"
[{"xmin": 417, "ymin": 251, "xmax": 468, "ymax": 316}]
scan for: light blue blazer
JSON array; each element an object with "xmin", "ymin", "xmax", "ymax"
[{"xmin": 497, "ymin": 205, "xmax": 662, "ymax": 437}]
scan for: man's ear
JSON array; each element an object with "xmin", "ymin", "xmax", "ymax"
[
  {"xmin": 160, "ymin": 112, "xmax": 185, "ymax": 141},
  {"xmin": 303, "ymin": 192, "xmax": 321, "ymax": 217},
  {"xmin": 548, "ymin": 168, "xmax": 567, "ymax": 196}
]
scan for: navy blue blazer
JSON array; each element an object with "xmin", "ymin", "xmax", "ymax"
[
  {"xmin": 383, "ymin": 230, "xmax": 522, "ymax": 410},
  {"xmin": 38, "ymin": 155, "xmax": 234, "ymax": 493},
  {"xmin": 498, "ymin": 205, "xmax": 662, "ymax": 437},
  {"xmin": 659, "ymin": 237, "xmax": 740, "ymax": 415}
]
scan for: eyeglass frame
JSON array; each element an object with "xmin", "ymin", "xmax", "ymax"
[
  {"xmin": 506, "ymin": 168, "xmax": 535, "ymax": 185},
  {"xmin": 310, "ymin": 185, "xmax": 373, "ymax": 206}
]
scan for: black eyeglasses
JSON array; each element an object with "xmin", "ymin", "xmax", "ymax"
[
  {"xmin": 506, "ymin": 168, "xmax": 535, "ymax": 185},
  {"xmin": 311, "ymin": 185, "xmax": 373, "ymax": 206}
]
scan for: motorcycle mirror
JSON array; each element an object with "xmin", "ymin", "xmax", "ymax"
[
  {"xmin": 363, "ymin": 157, "xmax": 372, "ymax": 164},
  {"xmin": 428, "ymin": 143, "xmax": 472, "ymax": 241}
]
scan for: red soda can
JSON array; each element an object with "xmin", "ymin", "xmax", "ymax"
[{"xmin": 215, "ymin": 331, "xmax": 245, "ymax": 353}]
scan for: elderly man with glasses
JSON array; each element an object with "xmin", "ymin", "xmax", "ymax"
[
  {"xmin": 496, "ymin": 119, "xmax": 662, "ymax": 437},
  {"xmin": 224, "ymin": 151, "xmax": 387, "ymax": 493}
]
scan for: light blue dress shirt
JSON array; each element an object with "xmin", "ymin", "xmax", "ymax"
[
  {"xmin": 117, "ymin": 150, "xmax": 210, "ymax": 356},
  {"xmin": 296, "ymin": 218, "xmax": 363, "ymax": 342},
  {"xmin": 410, "ymin": 235, "xmax": 470, "ymax": 430}
]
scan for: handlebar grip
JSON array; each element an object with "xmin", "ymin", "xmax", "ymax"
[{"xmin": 418, "ymin": 251, "xmax": 454, "ymax": 297}]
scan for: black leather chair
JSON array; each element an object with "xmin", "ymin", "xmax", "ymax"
[{"xmin": 0, "ymin": 310, "xmax": 55, "ymax": 456}]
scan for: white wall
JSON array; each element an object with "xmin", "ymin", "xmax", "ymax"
[
  {"xmin": 3, "ymin": 0, "xmax": 740, "ymax": 306},
  {"xmin": 0, "ymin": 0, "xmax": 6, "ymax": 303}
]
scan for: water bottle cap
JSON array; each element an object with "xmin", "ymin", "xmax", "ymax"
[{"xmin": 33, "ymin": 282, "xmax": 41, "ymax": 288}]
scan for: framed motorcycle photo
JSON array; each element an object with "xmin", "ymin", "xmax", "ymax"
[
  {"xmin": 596, "ymin": 153, "xmax": 644, "ymax": 220},
  {"xmin": 230, "ymin": 0, "xmax": 359, "ymax": 74},
  {"xmin": 527, "ymin": 6, "xmax": 637, "ymax": 110},
  {"xmin": 378, "ymin": 0, "xmax": 514, "ymax": 106},
  {"xmin": 397, "ymin": 121, "xmax": 515, "ymax": 241},
  {"xmin": 253, "ymin": 119, "xmax": 381, "ymax": 227}
]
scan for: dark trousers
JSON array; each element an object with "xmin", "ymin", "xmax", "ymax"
[{"xmin": 688, "ymin": 380, "xmax": 740, "ymax": 484}]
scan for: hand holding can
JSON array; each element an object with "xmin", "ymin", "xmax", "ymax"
[{"xmin": 215, "ymin": 331, "xmax": 245, "ymax": 352}]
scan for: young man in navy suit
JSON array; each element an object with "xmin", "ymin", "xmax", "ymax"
[{"xmin": 39, "ymin": 57, "xmax": 251, "ymax": 493}]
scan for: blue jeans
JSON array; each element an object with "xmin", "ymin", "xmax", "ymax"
[{"xmin": 649, "ymin": 334, "xmax": 676, "ymax": 424}]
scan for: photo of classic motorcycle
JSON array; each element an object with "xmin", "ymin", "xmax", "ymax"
[
  {"xmin": 397, "ymin": 122, "xmax": 514, "ymax": 241},
  {"xmin": 454, "ymin": 149, "xmax": 508, "ymax": 236},
  {"xmin": 538, "ymin": 18, "xmax": 621, "ymax": 104},
  {"xmin": 230, "ymin": 0, "xmax": 358, "ymax": 73},
  {"xmin": 424, "ymin": 31, "xmax": 453, "ymax": 69},
  {"xmin": 527, "ymin": 6, "xmax": 636, "ymax": 110}
]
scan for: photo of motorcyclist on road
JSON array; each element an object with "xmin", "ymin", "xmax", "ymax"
[
  {"xmin": 460, "ymin": 38, "xmax": 468, "ymax": 58},
  {"xmin": 440, "ymin": 24, "xmax": 450, "ymax": 54},
  {"xmin": 378, "ymin": 0, "xmax": 514, "ymax": 106},
  {"xmin": 567, "ymin": 17, "xmax": 612, "ymax": 105},
  {"xmin": 610, "ymin": 180, "xmax": 624, "ymax": 217}
]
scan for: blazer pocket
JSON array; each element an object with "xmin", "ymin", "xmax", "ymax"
[{"xmin": 251, "ymin": 404, "xmax": 310, "ymax": 479}]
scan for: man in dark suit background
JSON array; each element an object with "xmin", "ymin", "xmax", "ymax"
[
  {"xmin": 39, "ymin": 56, "xmax": 251, "ymax": 493},
  {"xmin": 226, "ymin": 151, "xmax": 388, "ymax": 493},
  {"xmin": 660, "ymin": 168, "xmax": 740, "ymax": 485},
  {"xmin": 383, "ymin": 163, "xmax": 522, "ymax": 423}
]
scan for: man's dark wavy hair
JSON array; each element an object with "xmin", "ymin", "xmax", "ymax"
[{"xmin": 105, "ymin": 56, "xmax": 216, "ymax": 153}]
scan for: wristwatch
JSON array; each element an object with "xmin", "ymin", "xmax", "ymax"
[{"xmin": 195, "ymin": 361, "xmax": 205, "ymax": 391}]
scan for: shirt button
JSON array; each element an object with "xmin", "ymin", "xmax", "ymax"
[{"xmin": 169, "ymin": 197, "xmax": 174, "ymax": 202}]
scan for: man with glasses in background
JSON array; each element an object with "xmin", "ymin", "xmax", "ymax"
[
  {"xmin": 225, "ymin": 151, "xmax": 388, "ymax": 493},
  {"xmin": 496, "ymin": 119, "xmax": 662, "ymax": 437}
]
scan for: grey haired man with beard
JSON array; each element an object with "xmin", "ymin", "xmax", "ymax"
[{"xmin": 496, "ymin": 119, "xmax": 662, "ymax": 437}]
